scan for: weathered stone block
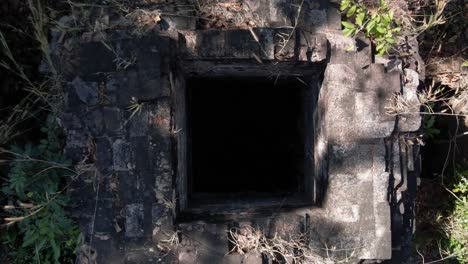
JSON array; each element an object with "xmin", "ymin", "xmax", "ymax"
[
  {"xmin": 100, "ymin": 43, "xmax": 168, "ymax": 103},
  {"xmin": 198, "ymin": 30, "xmax": 226, "ymax": 57},
  {"xmin": 82, "ymin": 108, "xmax": 104, "ymax": 136},
  {"xmin": 79, "ymin": 41, "xmax": 116, "ymax": 76},
  {"xmin": 355, "ymin": 92, "xmax": 384, "ymax": 122},
  {"xmin": 136, "ymin": 44, "xmax": 161, "ymax": 73},
  {"xmin": 274, "ymin": 28, "xmax": 296, "ymax": 60},
  {"xmin": 112, "ymin": 138, "xmax": 132, "ymax": 171},
  {"xmin": 140, "ymin": 77, "xmax": 163, "ymax": 100},
  {"xmin": 94, "ymin": 237, "xmax": 125, "ymax": 264},
  {"xmin": 65, "ymin": 129, "xmax": 89, "ymax": 151},
  {"xmin": 153, "ymin": 146, "xmax": 172, "ymax": 193},
  {"xmin": 68, "ymin": 172, "xmax": 100, "ymax": 218},
  {"xmin": 298, "ymin": 32, "xmax": 328, "ymax": 62},
  {"xmin": 131, "ymin": 136, "xmax": 152, "ymax": 171},
  {"xmin": 359, "ymin": 64, "xmax": 400, "ymax": 93},
  {"xmin": 178, "ymin": 248, "xmax": 198, "ymax": 264},
  {"xmin": 357, "ymin": 121, "xmax": 395, "ymax": 139},
  {"xmin": 103, "ymin": 107, "xmax": 122, "ymax": 133},
  {"xmin": 148, "ymin": 99, "xmax": 172, "ymax": 139},
  {"xmin": 399, "ymin": 69, "xmax": 422, "ymax": 132},
  {"xmin": 184, "ymin": 29, "xmax": 275, "ymax": 60},
  {"xmin": 253, "ymin": 28, "xmax": 275, "ymax": 59},
  {"xmin": 95, "ymin": 137, "xmax": 113, "ymax": 172},
  {"xmin": 124, "ymin": 238, "xmax": 161, "ymax": 263},
  {"xmin": 61, "ymin": 113, "xmax": 83, "ymax": 130},
  {"xmin": 125, "ymin": 203, "xmax": 145, "ymax": 238},
  {"xmin": 151, "ymin": 203, "xmax": 168, "ymax": 227},
  {"xmin": 329, "ymin": 142, "xmax": 376, "ymax": 178},
  {"xmin": 128, "ymin": 107, "xmax": 149, "ymax": 138},
  {"xmin": 301, "ymin": 8, "xmax": 328, "ymax": 32},
  {"xmin": 118, "ymin": 171, "xmax": 144, "ymax": 204},
  {"xmin": 71, "ymin": 77, "xmax": 99, "ymax": 106},
  {"xmin": 224, "ymin": 29, "xmax": 261, "ymax": 58},
  {"xmin": 326, "ymin": 6, "xmax": 342, "ymax": 30},
  {"xmin": 331, "ymin": 205, "xmax": 360, "ymax": 223},
  {"xmin": 374, "ymin": 202, "xmax": 392, "ymax": 259},
  {"xmin": 105, "ymin": 77, "xmax": 118, "ymax": 92},
  {"xmin": 326, "ymin": 75, "xmax": 356, "ymax": 137},
  {"xmin": 94, "ymin": 197, "xmax": 117, "ymax": 233},
  {"xmin": 137, "ymin": 72, "xmax": 171, "ymax": 101},
  {"xmin": 115, "ymin": 71, "xmax": 139, "ymax": 107}
]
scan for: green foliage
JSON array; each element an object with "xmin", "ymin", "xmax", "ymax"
[
  {"xmin": 423, "ymin": 115, "xmax": 440, "ymax": 140},
  {"xmin": 1, "ymin": 115, "xmax": 81, "ymax": 264},
  {"xmin": 449, "ymin": 165, "xmax": 468, "ymax": 263},
  {"xmin": 413, "ymin": 163, "xmax": 468, "ymax": 263},
  {"xmin": 340, "ymin": 0, "xmax": 401, "ymax": 56}
]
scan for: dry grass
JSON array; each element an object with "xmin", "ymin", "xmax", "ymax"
[
  {"xmin": 410, "ymin": 0, "xmax": 448, "ymax": 36},
  {"xmin": 196, "ymin": 1, "xmax": 265, "ymax": 29},
  {"xmin": 76, "ymin": 244, "xmax": 97, "ymax": 264},
  {"xmin": 154, "ymin": 189, "xmax": 175, "ymax": 209},
  {"xmin": 154, "ymin": 229, "xmax": 181, "ymax": 258},
  {"xmin": 227, "ymin": 226, "xmax": 361, "ymax": 264},
  {"xmin": 385, "ymin": 80, "xmax": 468, "ymax": 120},
  {"xmin": 0, "ymin": 0, "xmax": 63, "ymax": 145}
]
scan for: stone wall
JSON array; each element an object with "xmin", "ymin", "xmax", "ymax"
[{"xmin": 53, "ymin": 0, "xmax": 421, "ymax": 263}]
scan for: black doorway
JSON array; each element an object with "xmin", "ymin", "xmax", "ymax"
[{"xmin": 187, "ymin": 77, "xmax": 306, "ymax": 198}]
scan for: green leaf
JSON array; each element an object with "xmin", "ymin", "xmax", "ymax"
[
  {"xmin": 382, "ymin": 14, "xmax": 391, "ymax": 24},
  {"xmin": 51, "ymin": 239, "xmax": 60, "ymax": 262},
  {"xmin": 356, "ymin": 12, "xmax": 365, "ymax": 27},
  {"xmin": 340, "ymin": 0, "xmax": 350, "ymax": 11},
  {"xmin": 426, "ymin": 116, "xmax": 435, "ymax": 127},
  {"xmin": 375, "ymin": 15, "xmax": 381, "ymax": 23},
  {"xmin": 376, "ymin": 26, "xmax": 386, "ymax": 34},
  {"xmin": 22, "ymin": 232, "xmax": 38, "ymax": 247},
  {"xmin": 346, "ymin": 5, "xmax": 357, "ymax": 17},
  {"xmin": 376, "ymin": 42, "xmax": 385, "ymax": 51},
  {"xmin": 342, "ymin": 21, "xmax": 356, "ymax": 29},
  {"xmin": 386, "ymin": 38, "xmax": 396, "ymax": 44},
  {"xmin": 375, "ymin": 36, "xmax": 385, "ymax": 42},
  {"xmin": 377, "ymin": 48, "xmax": 385, "ymax": 56},
  {"xmin": 343, "ymin": 28, "xmax": 355, "ymax": 37},
  {"xmin": 366, "ymin": 20, "xmax": 376, "ymax": 32},
  {"xmin": 344, "ymin": 27, "xmax": 358, "ymax": 37}
]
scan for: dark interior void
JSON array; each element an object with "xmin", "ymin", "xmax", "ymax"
[{"xmin": 188, "ymin": 77, "xmax": 305, "ymax": 195}]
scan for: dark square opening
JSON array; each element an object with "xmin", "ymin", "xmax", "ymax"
[{"xmin": 187, "ymin": 77, "xmax": 308, "ymax": 207}]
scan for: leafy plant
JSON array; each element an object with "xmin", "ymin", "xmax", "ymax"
[
  {"xmin": 1, "ymin": 115, "xmax": 81, "ymax": 264},
  {"xmin": 340, "ymin": 0, "xmax": 401, "ymax": 56},
  {"xmin": 447, "ymin": 165, "xmax": 468, "ymax": 263}
]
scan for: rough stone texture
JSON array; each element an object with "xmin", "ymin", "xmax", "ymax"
[
  {"xmin": 54, "ymin": 0, "xmax": 421, "ymax": 263},
  {"xmin": 399, "ymin": 69, "xmax": 422, "ymax": 132}
]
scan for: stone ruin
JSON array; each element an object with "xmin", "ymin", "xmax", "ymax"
[{"xmin": 53, "ymin": 0, "xmax": 422, "ymax": 263}]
